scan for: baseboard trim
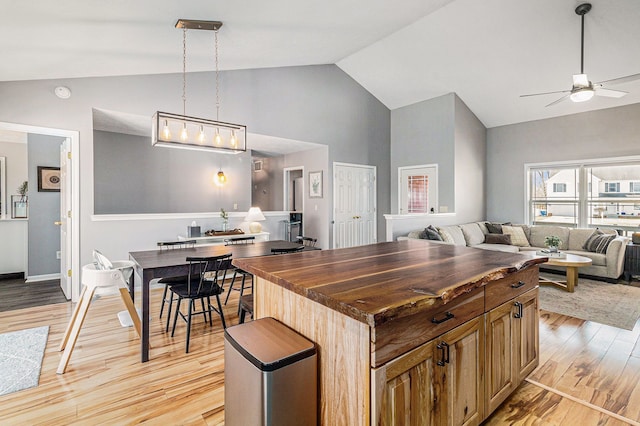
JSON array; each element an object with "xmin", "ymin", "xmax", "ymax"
[{"xmin": 26, "ymin": 273, "xmax": 61, "ymax": 283}]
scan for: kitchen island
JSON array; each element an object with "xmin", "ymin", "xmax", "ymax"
[{"xmin": 233, "ymin": 239, "xmax": 546, "ymax": 425}]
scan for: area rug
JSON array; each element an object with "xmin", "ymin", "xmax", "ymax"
[
  {"xmin": 539, "ymin": 277, "xmax": 640, "ymax": 330},
  {"xmin": 0, "ymin": 326, "xmax": 49, "ymax": 396}
]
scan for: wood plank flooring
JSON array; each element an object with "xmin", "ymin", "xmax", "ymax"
[
  {"xmin": 0, "ymin": 285, "xmax": 639, "ymax": 424},
  {"xmin": 0, "ymin": 278, "xmax": 67, "ymax": 312}
]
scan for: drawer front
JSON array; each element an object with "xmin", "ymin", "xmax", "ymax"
[
  {"xmin": 372, "ymin": 288, "xmax": 484, "ymax": 367},
  {"xmin": 484, "ymin": 266, "xmax": 538, "ymax": 311}
]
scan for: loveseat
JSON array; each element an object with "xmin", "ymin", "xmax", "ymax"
[{"xmin": 398, "ymin": 222, "xmax": 629, "ymax": 282}]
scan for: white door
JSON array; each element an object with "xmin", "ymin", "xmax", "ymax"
[
  {"xmin": 333, "ymin": 163, "xmax": 376, "ymax": 248},
  {"xmin": 59, "ymin": 139, "xmax": 72, "ymax": 298},
  {"xmin": 399, "ymin": 165, "xmax": 438, "ymax": 214}
]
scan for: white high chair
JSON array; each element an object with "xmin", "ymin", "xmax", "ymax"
[{"xmin": 57, "ymin": 258, "xmax": 141, "ymax": 374}]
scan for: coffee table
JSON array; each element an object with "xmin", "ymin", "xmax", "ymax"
[{"xmin": 537, "ymin": 253, "xmax": 593, "ymax": 292}]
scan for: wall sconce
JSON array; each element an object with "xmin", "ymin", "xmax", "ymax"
[{"xmin": 214, "ymin": 170, "xmax": 227, "ymax": 186}]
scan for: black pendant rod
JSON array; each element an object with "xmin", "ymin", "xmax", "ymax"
[{"xmin": 575, "ymin": 3, "xmax": 592, "ymax": 75}]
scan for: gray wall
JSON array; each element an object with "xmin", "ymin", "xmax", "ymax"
[
  {"xmin": 486, "ymin": 103, "xmax": 640, "ymax": 223},
  {"xmin": 391, "ymin": 93, "xmax": 455, "ymax": 213},
  {"xmin": 0, "ymin": 64, "xmax": 390, "ymax": 267},
  {"xmin": 453, "ymin": 95, "xmax": 486, "ymax": 224},
  {"xmin": 251, "ymin": 155, "xmax": 284, "ymax": 212},
  {"xmin": 94, "ymin": 130, "xmax": 252, "ymax": 214},
  {"xmin": 28, "ymin": 134, "xmax": 63, "ymax": 276}
]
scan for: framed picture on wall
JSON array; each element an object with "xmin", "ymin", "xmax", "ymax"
[
  {"xmin": 38, "ymin": 166, "xmax": 61, "ymax": 192},
  {"xmin": 309, "ymin": 171, "xmax": 323, "ymax": 198}
]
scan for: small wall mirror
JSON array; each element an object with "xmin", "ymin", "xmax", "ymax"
[{"xmin": 0, "ymin": 156, "xmax": 5, "ymax": 218}]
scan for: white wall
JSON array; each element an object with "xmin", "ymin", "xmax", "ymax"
[{"xmin": 0, "ymin": 140, "xmax": 28, "ymax": 274}]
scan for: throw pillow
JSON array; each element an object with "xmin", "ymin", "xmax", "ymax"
[
  {"xmin": 582, "ymin": 229, "xmax": 615, "ymax": 254},
  {"xmin": 425, "ymin": 225, "xmax": 443, "ymax": 241},
  {"xmin": 486, "ymin": 223, "xmax": 503, "ymax": 234},
  {"xmin": 502, "ymin": 225, "xmax": 530, "ymax": 247},
  {"xmin": 438, "ymin": 227, "xmax": 455, "ymax": 244},
  {"xmin": 484, "ymin": 234, "xmax": 512, "ymax": 245}
]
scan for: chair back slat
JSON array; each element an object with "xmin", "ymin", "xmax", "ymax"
[
  {"xmin": 158, "ymin": 240, "xmax": 196, "ymax": 250},
  {"xmin": 271, "ymin": 246, "xmax": 305, "ymax": 255},
  {"xmin": 296, "ymin": 236, "xmax": 318, "ymax": 247},
  {"xmin": 185, "ymin": 253, "xmax": 232, "ymax": 295},
  {"xmin": 224, "ymin": 236, "xmax": 255, "ymax": 245}
]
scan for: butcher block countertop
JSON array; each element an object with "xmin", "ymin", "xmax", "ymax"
[{"xmin": 233, "ymin": 239, "xmax": 546, "ymax": 328}]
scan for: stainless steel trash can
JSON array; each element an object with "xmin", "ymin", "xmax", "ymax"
[{"xmin": 224, "ymin": 317, "xmax": 317, "ymax": 426}]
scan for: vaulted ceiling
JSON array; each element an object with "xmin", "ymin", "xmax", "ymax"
[{"xmin": 2, "ymin": 0, "xmax": 639, "ymax": 128}]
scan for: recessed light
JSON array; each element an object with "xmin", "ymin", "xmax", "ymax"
[{"xmin": 54, "ymin": 86, "xmax": 71, "ymax": 99}]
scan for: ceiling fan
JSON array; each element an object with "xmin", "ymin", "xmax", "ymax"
[{"xmin": 521, "ymin": 3, "xmax": 640, "ymax": 107}]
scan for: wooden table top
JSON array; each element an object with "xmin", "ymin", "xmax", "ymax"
[
  {"xmin": 233, "ymin": 239, "xmax": 547, "ymax": 327},
  {"xmin": 129, "ymin": 240, "xmax": 306, "ymax": 270}
]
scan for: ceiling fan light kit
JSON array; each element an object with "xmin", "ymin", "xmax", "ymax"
[{"xmin": 520, "ymin": 3, "xmax": 639, "ymax": 107}]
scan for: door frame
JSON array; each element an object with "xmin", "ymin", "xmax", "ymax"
[
  {"xmin": 333, "ymin": 162, "xmax": 377, "ymax": 249},
  {"xmin": 0, "ymin": 121, "xmax": 80, "ymax": 300},
  {"xmin": 283, "ymin": 166, "xmax": 305, "ymax": 233}
]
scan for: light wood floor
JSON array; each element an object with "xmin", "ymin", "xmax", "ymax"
[{"xmin": 0, "ymin": 287, "xmax": 639, "ymax": 425}]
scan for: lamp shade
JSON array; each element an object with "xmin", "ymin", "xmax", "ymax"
[{"xmin": 245, "ymin": 207, "xmax": 266, "ymax": 233}]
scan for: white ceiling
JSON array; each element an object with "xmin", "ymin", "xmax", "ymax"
[{"xmin": 2, "ymin": 0, "xmax": 640, "ymax": 128}]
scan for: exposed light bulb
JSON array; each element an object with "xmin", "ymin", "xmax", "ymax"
[
  {"xmin": 230, "ymin": 130, "xmax": 237, "ymax": 147},
  {"xmin": 214, "ymin": 128, "xmax": 222, "ymax": 145},
  {"xmin": 162, "ymin": 120, "xmax": 171, "ymax": 140},
  {"xmin": 215, "ymin": 170, "xmax": 227, "ymax": 186},
  {"xmin": 198, "ymin": 125, "xmax": 206, "ymax": 143},
  {"xmin": 180, "ymin": 123, "xmax": 188, "ymax": 141}
]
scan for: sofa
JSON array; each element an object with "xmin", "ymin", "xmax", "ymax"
[{"xmin": 398, "ymin": 222, "xmax": 629, "ymax": 282}]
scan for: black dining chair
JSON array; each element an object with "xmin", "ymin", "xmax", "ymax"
[
  {"xmin": 223, "ymin": 237, "xmax": 255, "ymax": 311},
  {"xmin": 296, "ymin": 236, "xmax": 318, "ymax": 247},
  {"xmin": 270, "ymin": 245, "xmax": 305, "ymax": 254},
  {"xmin": 167, "ymin": 253, "xmax": 231, "ymax": 353},
  {"xmin": 156, "ymin": 240, "xmax": 196, "ymax": 322}
]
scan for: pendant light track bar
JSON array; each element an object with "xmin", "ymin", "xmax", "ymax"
[{"xmin": 175, "ymin": 20, "xmax": 222, "ymax": 31}]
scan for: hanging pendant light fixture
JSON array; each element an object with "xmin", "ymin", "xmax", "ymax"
[{"xmin": 152, "ymin": 20, "xmax": 246, "ymax": 154}]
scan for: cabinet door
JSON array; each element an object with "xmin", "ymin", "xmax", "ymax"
[
  {"xmin": 484, "ymin": 288, "xmax": 539, "ymax": 415},
  {"xmin": 514, "ymin": 288, "xmax": 539, "ymax": 381},
  {"xmin": 372, "ymin": 339, "xmax": 437, "ymax": 426},
  {"xmin": 433, "ymin": 317, "xmax": 484, "ymax": 426},
  {"xmin": 485, "ymin": 300, "xmax": 515, "ymax": 414}
]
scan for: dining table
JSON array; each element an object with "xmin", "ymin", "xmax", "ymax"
[{"xmin": 129, "ymin": 239, "xmax": 308, "ymax": 362}]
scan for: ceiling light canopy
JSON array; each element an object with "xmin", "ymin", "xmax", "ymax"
[{"xmin": 152, "ymin": 19, "xmax": 246, "ymax": 154}]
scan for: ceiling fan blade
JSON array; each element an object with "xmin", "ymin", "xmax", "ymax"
[
  {"xmin": 520, "ymin": 89, "xmax": 570, "ymax": 98},
  {"xmin": 595, "ymin": 73, "xmax": 640, "ymax": 86},
  {"xmin": 545, "ymin": 93, "xmax": 571, "ymax": 107},
  {"xmin": 594, "ymin": 87, "xmax": 628, "ymax": 98}
]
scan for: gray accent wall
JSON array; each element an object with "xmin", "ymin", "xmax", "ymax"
[
  {"xmin": 251, "ymin": 155, "xmax": 285, "ymax": 212},
  {"xmin": 391, "ymin": 93, "xmax": 455, "ymax": 213},
  {"xmin": 28, "ymin": 133, "xmax": 63, "ymax": 276},
  {"xmin": 93, "ymin": 130, "xmax": 252, "ymax": 214},
  {"xmin": 0, "ymin": 64, "xmax": 390, "ymax": 266},
  {"xmin": 486, "ymin": 103, "xmax": 640, "ymax": 224}
]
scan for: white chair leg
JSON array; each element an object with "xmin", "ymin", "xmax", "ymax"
[
  {"xmin": 59, "ymin": 286, "xmax": 87, "ymax": 351},
  {"xmin": 57, "ymin": 287, "xmax": 96, "ymax": 374},
  {"xmin": 118, "ymin": 288, "xmax": 142, "ymax": 339}
]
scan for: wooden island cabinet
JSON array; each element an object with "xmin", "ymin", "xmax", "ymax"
[{"xmin": 234, "ymin": 240, "xmax": 545, "ymax": 425}]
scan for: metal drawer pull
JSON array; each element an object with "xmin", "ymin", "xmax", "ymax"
[
  {"xmin": 431, "ymin": 311, "xmax": 454, "ymax": 324},
  {"xmin": 514, "ymin": 301, "xmax": 523, "ymax": 318},
  {"xmin": 436, "ymin": 342, "xmax": 450, "ymax": 366},
  {"xmin": 511, "ymin": 280, "xmax": 526, "ymax": 289}
]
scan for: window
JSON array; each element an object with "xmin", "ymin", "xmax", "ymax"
[
  {"xmin": 553, "ymin": 183, "xmax": 567, "ymax": 193},
  {"xmin": 605, "ymin": 182, "xmax": 620, "ymax": 193},
  {"xmin": 528, "ymin": 160, "xmax": 640, "ymax": 231},
  {"xmin": 407, "ymin": 175, "xmax": 429, "ymax": 213},
  {"xmin": 399, "ymin": 165, "xmax": 438, "ymax": 214}
]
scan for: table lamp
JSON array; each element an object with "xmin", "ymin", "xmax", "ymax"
[{"xmin": 245, "ymin": 207, "xmax": 266, "ymax": 233}]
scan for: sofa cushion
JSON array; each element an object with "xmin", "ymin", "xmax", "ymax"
[
  {"xmin": 460, "ymin": 223, "xmax": 486, "ymax": 246},
  {"xmin": 502, "ymin": 225, "xmax": 530, "ymax": 247},
  {"xmin": 474, "ymin": 243, "xmax": 520, "ymax": 253},
  {"xmin": 438, "ymin": 225, "xmax": 466, "ymax": 246},
  {"xmin": 476, "ymin": 221, "xmax": 489, "ymax": 235},
  {"xmin": 419, "ymin": 225, "xmax": 443, "ymax": 241},
  {"xmin": 484, "ymin": 234, "xmax": 512, "ymax": 245},
  {"xmin": 565, "ymin": 250, "xmax": 607, "ymax": 267},
  {"xmin": 529, "ymin": 225, "xmax": 569, "ymax": 250},
  {"xmin": 582, "ymin": 229, "xmax": 616, "ymax": 254}
]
